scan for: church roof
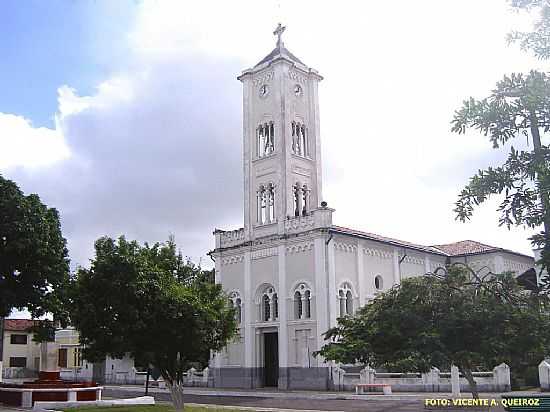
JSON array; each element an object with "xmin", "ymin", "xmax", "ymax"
[
  {"xmin": 330, "ymin": 225, "xmax": 446, "ymax": 255},
  {"xmin": 330, "ymin": 228, "xmax": 532, "ymax": 259},
  {"xmin": 430, "ymin": 240, "xmax": 522, "ymax": 257},
  {"xmin": 254, "ymin": 44, "xmax": 305, "ymax": 68}
]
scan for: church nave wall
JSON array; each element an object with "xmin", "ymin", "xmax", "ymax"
[
  {"xmin": 399, "ymin": 251, "xmax": 427, "ymax": 279},
  {"xmin": 287, "ymin": 322, "xmax": 318, "ymax": 368},
  {"xmin": 285, "ymin": 243, "xmax": 315, "ymax": 297},
  {"xmin": 223, "ymin": 330, "xmax": 244, "ymax": 367},
  {"xmin": 218, "ymin": 256, "xmax": 244, "ymax": 299},
  {"xmin": 361, "ymin": 242, "xmax": 394, "ymax": 298}
]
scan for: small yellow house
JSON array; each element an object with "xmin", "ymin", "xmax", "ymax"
[{"xmin": 2, "ymin": 319, "xmax": 40, "ymax": 378}]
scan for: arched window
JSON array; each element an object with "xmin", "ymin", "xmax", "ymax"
[
  {"xmin": 294, "ymin": 291, "xmax": 302, "ymax": 319},
  {"xmin": 259, "ymin": 286, "xmax": 278, "ymax": 322},
  {"xmin": 273, "ymin": 293, "xmax": 278, "ymax": 319},
  {"xmin": 293, "ymin": 183, "xmax": 301, "ymax": 217},
  {"xmin": 257, "ymin": 122, "xmax": 274, "ymax": 158},
  {"xmin": 257, "ymin": 184, "xmax": 275, "ymax": 225},
  {"xmin": 374, "ymin": 275, "xmax": 383, "ymax": 291},
  {"xmin": 263, "ymin": 294, "xmax": 271, "ymax": 322},
  {"xmin": 291, "ymin": 121, "xmax": 308, "ymax": 157},
  {"xmin": 338, "ymin": 283, "xmax": 354, "ymax": 317},
  {"xmin": 302, "ymin": 184, "xmax": 309, "ymax": 216},
  {"xmin": 345, "ymin": 291, "xmax": 353, "ymax": 315},
  {"xmin": 293, "ymin": 283, "xmax": 312, "ymax": 320},
  {"xmin": 229, "ymin": 291, "xmax": 242, "ymax": 324},
  {"xmin": 338, "ymin": 290, "xmax": 345, "ymax": 317},
  {"xmin": 236, "ymin": 298, "xmax": 242, "ymax": 323}
]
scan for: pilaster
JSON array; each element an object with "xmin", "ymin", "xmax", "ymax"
[
  {"xmin": 424, "ymin": 254, "xmax": 431, "ymax": 274},
  {"xmin": 357, "ymin": 241, "xmax": 365, "ymax": 307},
  {"xmin": 393, "ymin": 248, "xmax": 400, "ymax": 286},
  {"xmin": 328, "ymin": 238, "xmax": 337, "ymax": 327},
  {"xmin": 243, "ymin": 251, "xmax": 253, "ymax": 367},
  {"xmin": 314, "ymin": 237, "xmax": 329, "ymax": 352},
  {"xmin": 278, "ymin": 244, "xmax": 289, "ymax": 388}
]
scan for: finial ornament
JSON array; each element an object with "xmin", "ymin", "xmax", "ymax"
[{"xmin": 273, "ymin": 23, "xmax": 286, "ymax": 48}]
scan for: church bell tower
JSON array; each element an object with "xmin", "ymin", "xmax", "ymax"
[{"xmin": 238, "ymin": 24, "xmax": 324, "ymax": 241}]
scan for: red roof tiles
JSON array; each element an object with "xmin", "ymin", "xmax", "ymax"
[
  {"xmin": 3, "ymin": 319, "xmax": 37, "ymax": 332},
  {"xmin": 432, "ymin": 240, "xmax": 501, "ymax": 256}
]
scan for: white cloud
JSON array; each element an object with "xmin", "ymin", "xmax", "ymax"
[
  {"xmin": 1, "ymin": 0, "xmax": 544, "ymax": 269},
  {"xmin": 0, "ymin": 113, "xmax": 70, "ymax": 170}
]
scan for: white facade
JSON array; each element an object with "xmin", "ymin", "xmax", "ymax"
[{"xmin": 210, "ymin": 26, "xmax": 535, "ymax": 390}]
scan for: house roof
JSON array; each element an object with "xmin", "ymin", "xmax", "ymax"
[{"xmin": 3, "ymin": 319, "xmax": 37, "ymax": 332}]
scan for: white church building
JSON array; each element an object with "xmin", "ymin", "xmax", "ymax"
[{"xmin": 209, "ymin": 25, "xmax": 535, "ymax": 390}]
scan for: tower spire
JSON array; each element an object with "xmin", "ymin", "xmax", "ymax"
[{"xmin": 273, "ymin": 23, "xmax": 286, "ymax": 49}]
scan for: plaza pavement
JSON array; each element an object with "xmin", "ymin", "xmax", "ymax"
[{"xmin": 103, "ymin": 384, "xmax": 529, "ymax": 411}]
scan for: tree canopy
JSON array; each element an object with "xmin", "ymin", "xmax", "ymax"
[
  {"xmin": 0, "ymin": 174, "xmax": 70, "ymax": 324},
  {"xmin": 316, "ymin": 265, "xmax": 550, "ymax": 398},
  {"xmin": 452, "ymin": 70, "xmax": 550, "ymax": 280},
  {"xmin": 69, "ymin": 235, "xmax": 236, "ymax": 410},
  {"xmin": 508, "ymin": 0, "xmax": 550, "ymax": 60}
]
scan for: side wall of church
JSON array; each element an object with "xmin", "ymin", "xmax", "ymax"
[
  {"xmin": 361, "ymin": 239, "xmax": 395, "ymax": 298},
  {"xmin": 218, "ymin": 257, "xmax": 245, "ymax": 367}
]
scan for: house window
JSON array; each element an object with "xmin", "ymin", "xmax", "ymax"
[
  {"xmin": 58, "ymin": 348, "xmax": 68, "ymax": 368},
  {"xmin": 74, "ymin": 348, "xmax": 82, "ymax": 367},
  {"xmin": 257, "ymin": 122, "xmax": 275, "ymax": 157},
  {"xmin": 10, "ymin": 334, "xmax": 27, "ymax": 345},
  {"xmin": 9, "ymin": 357, "xmax": 26, "ymax": 367}
]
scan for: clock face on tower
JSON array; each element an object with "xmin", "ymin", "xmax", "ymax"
[{"xmin": 259, "ymin": 84, "xmax": 269, "ymax": 98}]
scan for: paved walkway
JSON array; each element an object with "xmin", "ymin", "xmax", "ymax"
[{"xmin": 103, "ymin": 385, "xmax": 539, "ymax": 411}]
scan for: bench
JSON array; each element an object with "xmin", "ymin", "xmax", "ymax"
[{"xmin": 355, "ymin": 383, "xmax": 392, "ymax": 395}]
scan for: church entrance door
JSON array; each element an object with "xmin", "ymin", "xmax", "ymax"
[{"xmin": 264, "ymin": 332, "xmax": 279, "ymax": 387}]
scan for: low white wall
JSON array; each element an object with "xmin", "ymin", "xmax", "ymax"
[{"xmin": 332, "ymin": 364, "xmax": 511, "ymax": 393}]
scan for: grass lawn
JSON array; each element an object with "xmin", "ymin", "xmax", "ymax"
[{"xmin": 61, "ymin": 405, "xmax": 246, "ymax": 412}]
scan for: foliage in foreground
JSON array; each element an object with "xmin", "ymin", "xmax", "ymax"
[
  {"xmin": 316, "ymin": 265, "xmax": 550, "ymax": 399},
  {"xmin": 69, "ymin": 236, "xmax": 237, "ymax": 411},
  {"xmin": 0, "ymin": 174, "xmax": 70, "ymax": 338}
]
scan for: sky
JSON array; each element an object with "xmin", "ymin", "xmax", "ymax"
[{"xmin": 1, "ymin": 1, "xmax": 548, "ymax": 318}]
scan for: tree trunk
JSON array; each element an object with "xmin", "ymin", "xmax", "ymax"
[
  {"xmin": 166, "ymin": 380, "xmax": 185, "ymax": 411},
  {"xmin": 530, "ymin": 117, "xmax": 550, "ymax": 284},
  {"xmin": 461, "ymin": 367, "xmax": 479, "ymax": 399}
]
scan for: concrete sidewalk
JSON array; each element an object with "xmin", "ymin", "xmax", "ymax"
[{"xmin": 104, "ymin": 384, "xmax": 542, "ymax": 401}]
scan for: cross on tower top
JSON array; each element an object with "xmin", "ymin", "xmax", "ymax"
[{"xmin": 273, "ymin": 23, "xmax": 286, "ymax": 48}]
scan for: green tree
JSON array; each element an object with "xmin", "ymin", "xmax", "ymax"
[
  {"xmin": 508, "ymin": 0, "xmax": 550, "ymax": 60},
  {"xmin": 0, "ymin": 174, "xmax": 70, "ymax": 325},
  {"xmin": 316, "ymin": 265, "xmax": 550, "ymax": 399},
  {"xmin": 69, "ymin": 236, "xmax": 236, "ymax": 411},
  {"xmin": 452, "ymin": 70, "xmax": 550, "ymax": 282}
]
